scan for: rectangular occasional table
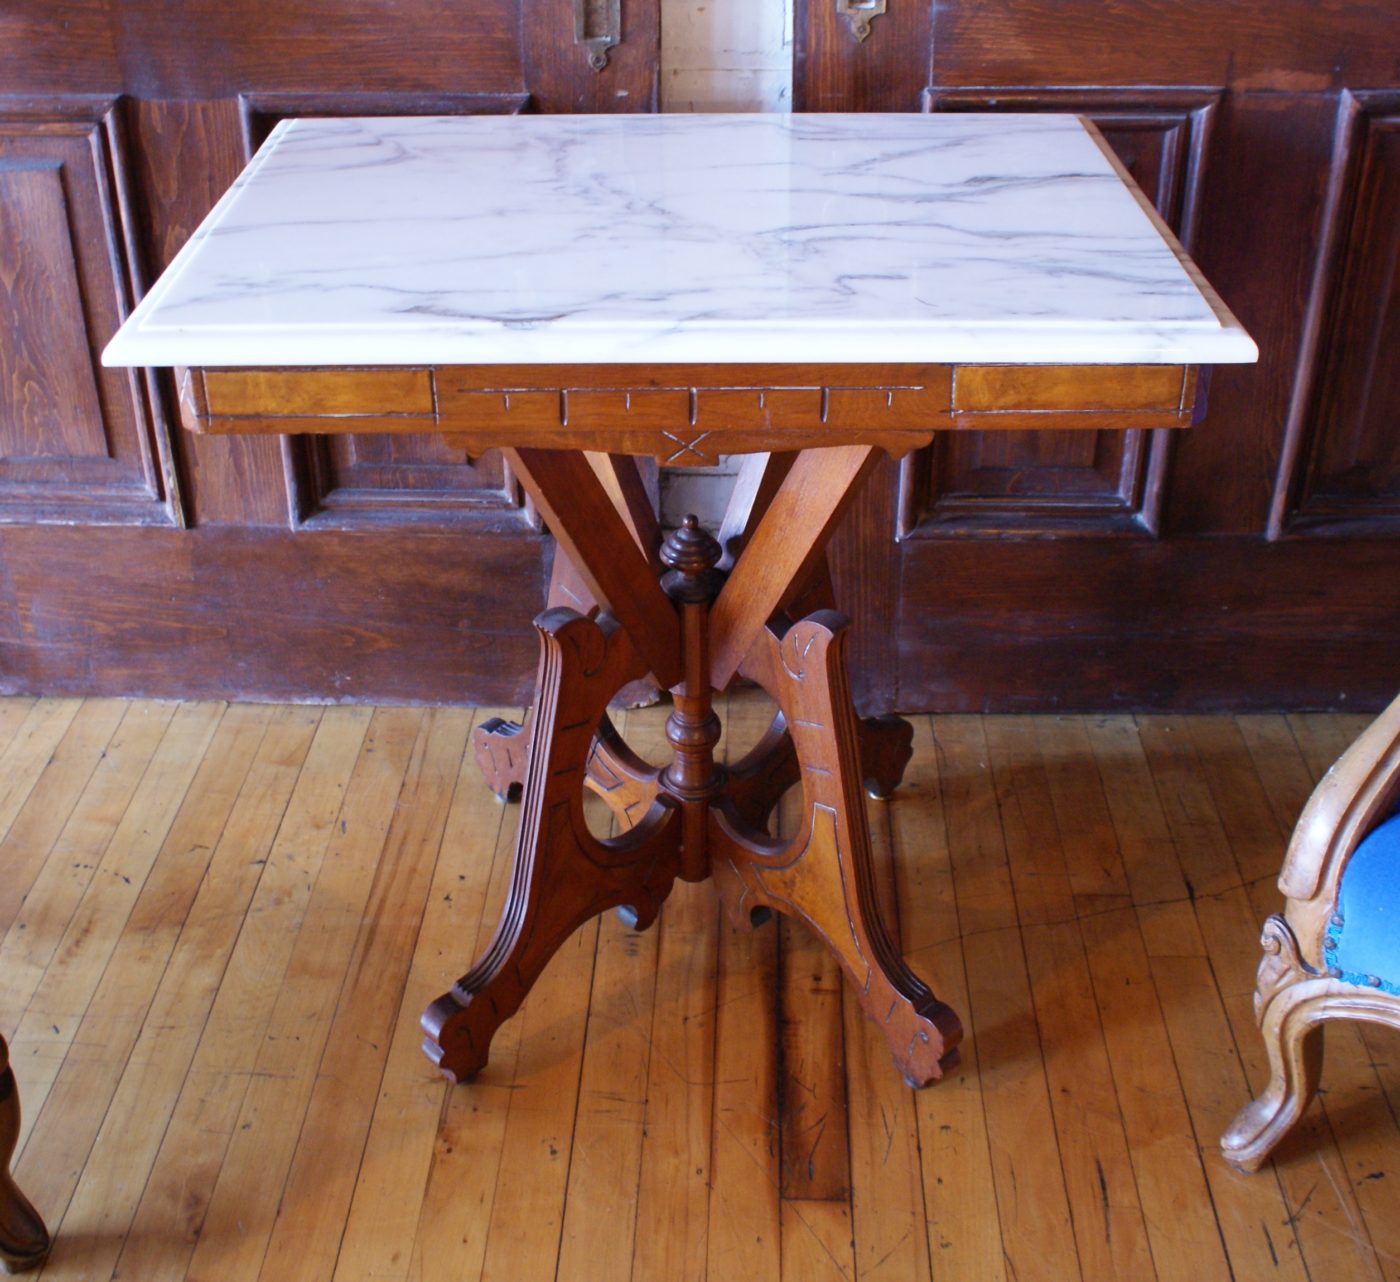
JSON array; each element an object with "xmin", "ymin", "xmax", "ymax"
[{"xmin": 98, "ymin": 113, "xmax": 1256, "ymax": 1100}]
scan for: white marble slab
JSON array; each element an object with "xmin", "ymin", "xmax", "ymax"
[{"xmin": 103, "ymin": 113, "xmax": 1256, "ymax": 368}]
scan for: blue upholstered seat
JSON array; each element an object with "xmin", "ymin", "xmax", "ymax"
[{"xmin": 1329, "ymin": 809, "xmax": 1400, "ymax": 996}]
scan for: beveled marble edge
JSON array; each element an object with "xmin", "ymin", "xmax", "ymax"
[
  {"xmin": 108, "ymin": 322, "xmax": 1256, "ymax": 369},
  {"xmin": 103, "ymin": 113, "xmax": 1258, "ymax": 369}
]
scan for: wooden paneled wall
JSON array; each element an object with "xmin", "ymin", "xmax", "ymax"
[
  {"xmin": 0, "ymin": 2, "xmax": 660, "ymax": 704},
  {"xmin": 3, "ymin": 1, "xmax": 1398, "ymax": 711},
  {"xmin": 801, "ymin": 0, "xmax": 1400, "ymax": 712}
]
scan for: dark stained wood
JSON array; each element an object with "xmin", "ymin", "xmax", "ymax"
[
  {"xmin": 712, "ymin": 612, "xmax": 961, "ymax": 1086},
  {"xmin": 422, "ymin": 609, "xmax": 683, "ymax": 1081},
  {"xmin": 504, "ymin": 448, "xmax": 684, "ymax": 689},
  {"xmin": 0, "ymin": 524, "xmax": 545, "ymax": 704},
  {"xmin": 0, "ymin": 0, "xmax": 663, "ymax": 702},
  {"xmin": 894, "ymin": 537, "xmax": 1400, "ymax": 713},
  {"xmin": 929, "ymin": 0, "xmax": 1400, "ymax": 89},
  {"xmin": 420, "ymin": 431, "xmax": 952, "ymax": 1087},
  {"xmin": 1278, "ymin": 94, "xmax": 1400, "ymax": 536},
  {"xmin": 0, "ymin": 1033, "xmax": 50, "ymax": 1274},
  {"xmin": 793, "ymin": 0, "xmax": 1400, "ymax": 713},
  {"xmin": 709, "ymin": 445, "xmax": 882, "ymax": 690},
  {"xmin": 0, "ymin": 100, "xmax": 179, "ymax": 527},
  {"xmin": 123, "ymin": 97, "xmax": 288, "ymax": 528}
]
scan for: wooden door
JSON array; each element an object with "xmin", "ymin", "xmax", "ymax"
[
  {"xmin": 805, "ymin": 0, "xmax": 1400, "ymax": 712},
  {"xmin": 0, "ymin": 1, "xmax": 659, "ymax": 703}
]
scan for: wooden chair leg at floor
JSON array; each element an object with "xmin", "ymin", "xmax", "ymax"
[
  {"xmin": 710, "ymin": 610, "xmax": 962, "ymax": 1087},
  {"xmin": 1221, "ymin": 916, "xmax": 1369, "ymax": 1172},
  {"xmin": 422, "ymin": 608, "xmax": 683, "ymax": 1083},
  {"xmin": 0, "ymin": 1036, "xmax": 49, "ymax": 1276}
]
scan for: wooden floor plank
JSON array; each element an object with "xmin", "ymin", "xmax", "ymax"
[
  {"xmin": 1136, "ymin": 715, "xmax": 1245, "ymax": 899},
  {"xmin": 4, "ymin": 697, "xmax": 1396, "ymax": 1282},
  {"xmin": 1033, "ymin": 714, "xmax": 1133, "ymax": 916},
  {"xmin": 9, "ymin": 702, "xmax": 225, "ymax": 1128},
  {"xmin": 933, "ymin": 716, "xmax": 1016, "ymax": 938},
  {"xmin": 896, "ymin": 716, "xmax": 1004, "ymax": 1282},
  {"xmin": 1138, "ymin": 898, "xmax": 1309, "ymax": 1281},
  {"xmin": 0, "ymin": 698, "xmax": 128, "ymax": 937},
  {"xmin": 172, "ymin": 706, "xmax": 420, "ymax": 1282},
  {"xmin": 983, "ymin": 716, "xmax": 1074, "ymax": 928},
  {"xmin": 1186, "ymin": 715, "xmax": 1294, "ymax": 886},
  {"xmin": 0, "ymin": 697, "xmax": 38, "ymax": 757},
  {"xmin": 0, "ymin": 700, "xmax": 177, "ymax": 1040},
  {"xmin": 256, "ymin": 708, "xmax": 467, "ymax": 1282},
  {"xmin": 117, "ymin": 703, "xmax": 374, "ymax": 1282},
  {"xmin": 1022, "ymin": 918, "xmax": 1156, "ymax": 1282},
  {"xmin": 9, "ymin": 704, "xmax": 268, "ymax": 1222},
  {"xmin": 555, "ymin": 709, "xmax": 665, "ymax": 1282},
  {"xmin": 475, "ymin": 919, "xmax": 600, "ymax": 1282},
  {"xmin": 706, "ymin": 681, "xmax": 782, "ymax": 1282},
  {"xmin": 333, "ymin": 707, "xmax": 510, "ymax": 1282},
  {"xmin": 34, "ymin": 706, "xmax": 321, "ymax": 1282},
  {"xmin": 963, "ymin": 924, "xmax": 1082, "ymax": 1282},
  {"xmin": 1083, "ymin": 715, "xmax": 1189, "ymax": 908},
  {"xmin": 405, "ymin": 713, "xmax": 527, "ymax": 1282},
  {"xmin": 1080, "ymin": 906, "xmax": 1233, "ymax": 1282},
  {"xmin": 556, "ymin": 713, "xmax": 664, "ymax": 1282},
  {"xmin": 782, "ymin": 1199, "xmax": 856, "ymax": 1282},
  {"xmin": 0, "ymin": 698, "xmax": 84, "ymax": 850}
]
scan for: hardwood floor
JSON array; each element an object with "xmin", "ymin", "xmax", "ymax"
[{"xmin": 1, "ymin": 694, "xmax": 1397, "ymax": 1281}]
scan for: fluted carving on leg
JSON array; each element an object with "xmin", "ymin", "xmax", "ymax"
[
  {"xmin": 710, "ymin": 611, "xmax": 961, "ymax": 1087},
  {"xmin": 423, "ymin": 609, "xmax": 681, "ymax": 1082}
]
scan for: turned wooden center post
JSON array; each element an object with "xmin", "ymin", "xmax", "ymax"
[{"xmin": 660, "ymin": 514, "xmax": 726, "ymax": 882}]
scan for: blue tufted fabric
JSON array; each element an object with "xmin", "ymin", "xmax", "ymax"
[{"xmin": 1326, "ymin": 808, "xmax": 1400, "ymax": 995}]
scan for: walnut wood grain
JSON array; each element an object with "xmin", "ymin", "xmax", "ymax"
[
  {"xmin": 0, "ymin": 1035, "xmax": 50, "ymax": 1275},
  {"xmin": 422, "ymin": 609, "xmax": 683, "ymax": 1082},
  {"xmin": 189, "ymin": 362, "xmax": 1200, "ymax": 456},
  {"xmin": 711, "ymin": 612, "xmax": 962, "ymax": 1086},
  {"xmin": 709, "ymin": 445, "xmax": 882, "ymax": 690},
  {"xmin": 424, "ymin": 437, "xmax": 952, "ymax": 1086},
  {"xmin": 504, "ymin": 448, "xmax": 683, "ymax": 690}
]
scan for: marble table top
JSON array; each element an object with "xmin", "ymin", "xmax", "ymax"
[{"xmin": 103, "ymin": 113, "xmax": 1256, "ymax": 369}]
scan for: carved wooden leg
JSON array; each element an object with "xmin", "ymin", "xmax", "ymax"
[
  {"xmin": 423, "ymin": 608, "xmax": 682, "ymax": 1082},
  {"xmin": 1222, "ymin": 915, "xmax": 1332, "ymax": 1171},
  {"xmin": 711, "ymin": 610, "xmax": 962, "ymax": 1087},
  {"xmin": 474, "ymin": 710, "xmax": 662, "ymax": 828},
  {"xmin": 859, "ymin": 714, "xmax": 915, "ymax": 800},
  {"xmin": 727, "ymin": 709, "xmax": 915, "ymax": 831},
  {"xmin": 473, "ymin": 715, "xmax": 530, "ymax": 802},
  {"xmin": 584, "ymin": 716, "xmax": 663, "ymax": 832},
  {"xmin": 0, "ymin": 1037, "xmax": 49, "ymax": 1275},
  {"xmin": 727, "ymin": 711, "xmax": 799, "ymax": 831}
]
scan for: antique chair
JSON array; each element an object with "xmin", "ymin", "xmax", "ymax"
[
  {"xmin": 1, "ymin": 1033, "xmax": 49, "ymax": 1274},
  {"xmin": 1222, "ymin": 693, "xmax": 1400, "ymax": 1171}
]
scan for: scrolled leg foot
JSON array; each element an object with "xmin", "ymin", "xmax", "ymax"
[
  {"xmin": 473, "ymin": 716, "xmax": 528, "ymax": 802},
  {"xmin": 1, "ymin": 1039, "xmax": 50, "ymax": 1275},
  {"xmin": 1222, "ymin": 915, "xmax": 1330, "ymax": 1172},
  {"xmin": 859, "ymin": 714, "xmax": 914, "ymax": 800},
  {"xmin": 713, "ymin": 612, "xmax": 962, "ymax": 1087},
  {"xmin": 423, "ymin": 609, "xmax": 682, "ymax": 1082}
]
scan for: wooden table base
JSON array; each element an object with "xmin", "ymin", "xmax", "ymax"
[
  {"xmin": 0, "ymin": 1037, "xmax": 49, "ymax": 1276},
  {"xmin": 422, "ymin": 448, "xmax": 963, "ymax": 1088}
]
